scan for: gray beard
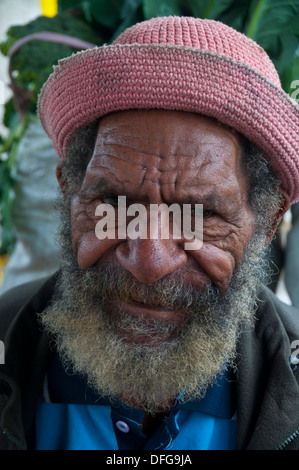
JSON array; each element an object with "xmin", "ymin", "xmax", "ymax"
[{"xmin": 39, "ymin": 200, "xmax": 269, "ymax": 413}]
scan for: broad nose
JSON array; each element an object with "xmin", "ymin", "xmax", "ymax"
[{"xmin": 115, "ymin": 238, "xmax": 187, "ymax": 284}]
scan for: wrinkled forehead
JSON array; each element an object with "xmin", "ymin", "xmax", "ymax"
[
  {"xmin": 80, "ymin": 110, "xmax": 248, "ymax": 206},
  {"xmin": 90, "ymin": 109, "xmax": 243, "ymax": 171}
]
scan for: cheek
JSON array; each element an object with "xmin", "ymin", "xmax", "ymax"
[
  {"xmin": 76, "ymin": 232, "xmax": 117, "ymax": 270},
  {"xmin": 191, "ymin": 243, "xmax": 235, "ymax": 293},
  {"xmin": 191, "ymin": 215, "xmax": 255, "ymax": 292},
  {"xmin": 70, "ymin": 197, "xmax": 118, "ymax": 270}
]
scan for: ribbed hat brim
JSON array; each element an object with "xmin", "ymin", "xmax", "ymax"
[{"xmin": 38, "ymin": 43, "xmax": 299, "ymax": 203}]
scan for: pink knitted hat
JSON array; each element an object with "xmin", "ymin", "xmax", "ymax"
[{"xmin": 38, "ymin": 16, "xmax": 299, "ymax": 203}]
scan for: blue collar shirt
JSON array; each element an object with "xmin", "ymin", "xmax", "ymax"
[{"xmin": 35, "ymin": 353, "xmax": 237, "ymax": 450}]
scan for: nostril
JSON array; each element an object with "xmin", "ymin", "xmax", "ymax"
[{"xmin": 115, "ymin": 238, "xmax": 187, "ymax": 284}]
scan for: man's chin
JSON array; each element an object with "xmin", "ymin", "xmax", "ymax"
[
  {"xmin": 40, "ymin": 296, "xmax": 238, "ymax": 414},
  {"xmin": 106, "ymin": 299, "xmax": 189, "ymax": 347},
  {"xmin": 114, "ymin": 328, "xmax": 180, "ymax": 348}
]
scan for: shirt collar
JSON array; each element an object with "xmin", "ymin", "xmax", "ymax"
[
  {"xmin": 177, "ymin": 368, "xmax": 237, "ymax": 419},
  {"xmin": 47, "ymin": 352, "xmax": 236, "ymax": 419}
]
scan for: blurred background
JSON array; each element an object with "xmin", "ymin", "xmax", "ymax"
[{"xmin": 0, "ymin": 0, "xmax": 298, "ymax": 306}]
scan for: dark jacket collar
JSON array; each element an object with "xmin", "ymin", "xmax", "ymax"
[
  {"xmin": 236, "ymin": 286, "xmax": 299, "ymax": 449},
  {"xmin": 0, "ymin": 276, "xmax": 299, "ymax": 450},
  {"xmin": 0, "ymin": 274, "xmax": 57, "ymax": 449}
]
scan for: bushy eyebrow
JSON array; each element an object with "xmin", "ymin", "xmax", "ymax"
[
  {"xmin": 79, "ymin": 179, "xmax": 218, "ymax": 210},
  {"xmin": 177, "ymin": 190, "xmax": 245, "ymax": 222},
  {"xmin": 78, "ymin": 178, "xmax": 120, "ymax": 201},
  {"xmin": 78, "ymin": 177, "xmax": 244, "ymax": 221},
  {"xmin": 178, "ymin": 193, "xmax": 216, "ymax": 206}
]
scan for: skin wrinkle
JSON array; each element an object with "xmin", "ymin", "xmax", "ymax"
[
  {"xmin": 69, "ymin": 111, "xmax": 257, "ymax": 293},
  {"xmin": 89, "ymin": 151, "xmax": 213, "ymax": 175},
  {"xmin": 94, "ymin": 135, "xmax": 235, "ymax": 163},
  {"xmin": 97, "ymin": 129, "xmax": 228, "ymax": 144},
  {"xmin": 40, "ymin": 219, "xmax": 267, "ymax": 413},
  {"xmin": 94, "ymin": 116, "xmax": 238, "ymax": 164},
  {"xmin": 81, "ymin": 166, "xmax": 245, "ymax": 211},
  {"xmin": 72, "ymin": 196, "xmax": 249, "ymax": 268},
  {"xmin": 46, "ymin": 109, "xmax": 288, "ymax": 413},
  {"xmin": 96, "ymin": 142, "xmax": 190, "ymax": 161}
]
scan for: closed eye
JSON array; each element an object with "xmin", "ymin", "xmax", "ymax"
[
  {"xmin": 203, "ymin": 209, "xmax": 213, "ymax": 218},
  {"xmin": 102, "ymin": 195, "xmax": 119, "ymax": 207},
  {"xmin": 190, "ymin": 208, "xmax": 214, "ymax": 218}
]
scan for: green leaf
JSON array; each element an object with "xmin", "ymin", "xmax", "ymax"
[
  {"xmin": 89, "ymin": 0, "xmax": 123, "ymax": 30},
  {"xmin": 178, "ymin": 0, "xmax": 205, "ymax": 18},
  {"xmin": 217, "ymin": 0, "xmax": 251, "ymax": 32},
  {"xmin": 283, "ymin": 47, "xmax": 299, "ymax": 93},
  {"xmin": 81, "ymin": 1, "xmax": 93, "ymax": 23},
  {"xmin": 204, "ymin": 0, "xmax": 234, "ymax": 18},
  {"xmin": 120, "ymin": 0, "xmax": 143, "ymax": 20},
  {"xmin": 3, "ymin": 99, "xmax": 17, "ymax": 130},
  {"xmin": 0, "ymin": 182, "xmax": 15, "ymax": 255},
  {"xmin": 111, "ymin": 0, "xmax": 144, "ymax": 41},
  {"xmin": 274, "ymin": 34, "xmax": 299, "ymax": 75},
  {"xmin": 58, "ymin": 0, "xmax": 82, "ymax": 12},
  {"xmin": 143, "ymin": 0, "xmax": 181, "ymax": 20},
  {"xmin": 245, "ymin": 0, "xmax": 299, "ymax": 42},
  {"xmin": 0, "ymin": 11, "xmax": 104, "ymax": 115},
  {"xmin": 243, "ymin": 0, "xmax": 299, "ymax": 87}
]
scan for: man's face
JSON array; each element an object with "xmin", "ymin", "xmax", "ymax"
[
  {"xmin": 43, "ymin": 110, "xmax": 264, "ymax": 413},
  {"xmin": 70, "ymin": 110, "xmax": 256, "ymax": 344}
]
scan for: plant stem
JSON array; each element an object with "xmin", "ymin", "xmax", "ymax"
[{"xmin": 245, "ymin": 0, "xmax": 265, "ymax": 39}]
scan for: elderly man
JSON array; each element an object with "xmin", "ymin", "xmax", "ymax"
[{"xmin": 0, "ymin": 16, "xmax": 299, "ymax": 451}]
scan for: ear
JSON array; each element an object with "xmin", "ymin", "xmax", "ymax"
[
  {"xmin": 56, "ymin": 164, "xmax": 68, "ymax": 199},
  {"xmin": 264, "ymin": 189, "xmax": 290, "ymax": 246}
]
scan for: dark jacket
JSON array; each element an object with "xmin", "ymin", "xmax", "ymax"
[{"xmin": 0, "ymin": 273, "xmax": 299, "ymax": 450}]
